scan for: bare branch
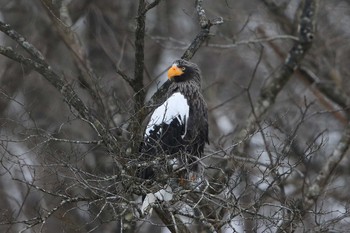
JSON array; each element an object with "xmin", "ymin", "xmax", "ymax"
[
  {"xmin": 114, "ymin": 66, "xmax": 135, "ymax": 88},
  {"xmin": 149, "ymin": 34, "xmax": 298, "ymax": 50},
  {"xmin": 134, "ymin": 0, "xmax": 148, "ymax": 99},
  {"xmin": 233, "ymin": 0, "xmax": 318, "ymax": 153},
  {"xmin": 0, "ymin": 22, "xmax": 46, "ymax": 64},
  {"xmin": 154, "ymin": 207, "xmax": 192, "ymax": 233},
  {"xmin": 0, "ymin": 25, "xmax": 123, "ymax": 167},
  {"xmin": 39, "ymin": 0, "xmax": 103, "ymax": 102},
  {"xmin": 304, "ymin": 122, "xmax": 350, "ymax": 209},
  {"xmin": 143, "ymin": 0, "xmax": 162, "ymax": 14},
  {"xmin": 147, "ymin": 0, "xmax": 223, "ymax": 108},
  {"xmin": 299, "ymin": 66, "xmax": 350, "ymax": 119}
]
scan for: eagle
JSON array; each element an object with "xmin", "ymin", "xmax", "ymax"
[{"xmin": 139, "ymin": 59, "xmax": 208, "ymax": 186}]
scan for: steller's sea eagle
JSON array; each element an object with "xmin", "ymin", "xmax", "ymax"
[{"xmin": 139, "ymin": 59, "xmax": 208, "ymax": 184}]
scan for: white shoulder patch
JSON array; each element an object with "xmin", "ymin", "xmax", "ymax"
[{"xmin": 145, "ymin": 92, "xmax": 189, "ymax": 137}]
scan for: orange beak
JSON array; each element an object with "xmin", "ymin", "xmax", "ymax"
[{"xmin": 167, "ymin": 64, "xmax": 184, "ymax": 80}]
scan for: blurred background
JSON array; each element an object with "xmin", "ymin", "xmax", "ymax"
[{"xmin": 1, "ymin": 0, "xmax": 350, "ymax": 232}]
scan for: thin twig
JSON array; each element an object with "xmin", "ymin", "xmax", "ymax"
[
  {"xmin": 0, "ymin": 24, "xmax": 124, "ymax": 171},
  {"xmin": 233, "ymin": 0, "xmax": 318, "ymax": 154},
  {"xmin": 147, "ymin": 0, "xmax": 223, "ymax": 108}
]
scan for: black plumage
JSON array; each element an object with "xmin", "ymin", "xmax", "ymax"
[{"xmin": 139, "ymin": 59, "xmax": 208, "ymax": 183}]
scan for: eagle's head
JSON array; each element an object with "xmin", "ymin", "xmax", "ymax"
[{"xmin": 167, "ymin": 59, "xmax": 201, "ymax": 84}]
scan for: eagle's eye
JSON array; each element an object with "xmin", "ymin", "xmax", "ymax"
[{"xmin": 181, "ymin": 67, "xmax": 186, "ymax": 71}]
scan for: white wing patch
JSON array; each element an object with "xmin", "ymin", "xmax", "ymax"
[{"xmin": 145, "ymin": 92, "xmax": 189, "ymax": 137}]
